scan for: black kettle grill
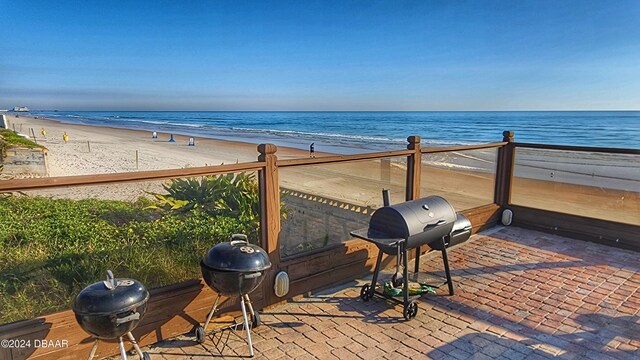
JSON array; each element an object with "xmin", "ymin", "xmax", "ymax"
[
  {"xmin": 72, "ymin": 270, "xmax": 150, "ymax": 360},
  {"xmin": 350, "ymin": 190, "xmax": 472, "ymax": 320},
  {"xmin": 195, "ymin": 234, "xmax": 271, "ymax": 357}
]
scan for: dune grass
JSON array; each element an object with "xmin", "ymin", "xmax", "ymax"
[
  {"xmin": 0, "ymin": 194, "xmax": 255, "ymax": 324},
  {"xmin": 0, "ymin": 128, "xmax": 43, "ymax": 152}
]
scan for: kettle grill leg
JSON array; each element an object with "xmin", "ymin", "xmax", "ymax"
[
  {"xmin": 440, "ymin": 237, "xmax": 454, "ymax": 295},
  {"xmin": 202, "ymin": 294, "xmax": 221, "ymax": 331},
  {"xmin": 126, "ymin": 332, "xmax": 144, "ymax": 359},
  {"xmin": 118, "ymin": 336, "xmax": 128, "ymax": 360},
  {"xmin": 244, "ymin": 294, "xmax": 255, "ymax": 317},
  {"xmin": 87, "ymin": 339, "xmax": 99, "ymax": 360},
  {"xmin": 239, "ymin": 297, "xmax": 254, "ymax": 357}
]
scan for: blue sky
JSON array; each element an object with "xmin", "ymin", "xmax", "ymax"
[{"xmin": 1, "ymin": 0, "xmax": 639, "ymax": 111}]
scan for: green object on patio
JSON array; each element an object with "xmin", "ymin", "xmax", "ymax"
[{"xmin": 383, "ymin": 281, "xmax": 436, "ymax": 297}]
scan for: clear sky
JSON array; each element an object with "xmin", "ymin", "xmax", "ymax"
[{"xmin": 1, "ymin": 0, "xmax": 639, "ymax": 111}]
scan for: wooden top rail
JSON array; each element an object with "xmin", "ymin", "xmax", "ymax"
[
  {"xmin": 514, "ymin": 142, "xmax": 640, "ymax": 155},
  {"xmin": 420, "ymin": 142, "xmax": 508, "ymax": 154},
  {"xmin": 277, "ymin": 149, "xmax": 414, "ymax": 167},
  {"xmin": 0, "ymin": 162, "xmax": 265, "ymax": 192}
]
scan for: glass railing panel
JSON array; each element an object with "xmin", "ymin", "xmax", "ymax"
[
  {"xmin": 420, "ymin": 148, "xmax": 498, "ymax": 211},
  {"xmin": 279, "ymin": 157, "xmax": 407, "ymax": 258},
  {"xmin": 512, "ymin": 148, "xmax": 639, "ymax": 225}
]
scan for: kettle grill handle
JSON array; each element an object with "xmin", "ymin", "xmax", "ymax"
[
  {"xmin": 115, "ymin": 312, "xmax": 140, "ymax": 325},
  {"xmin": 104, "ymin": 270, "xmax": 117, "ymax": 290},
  {"xmin": 231, "ymin": 234, "xmax": 248, "ymax": 245},
  {"xmin": 244, "ymin": 272, "xmax": 262, "ymax": 279}
]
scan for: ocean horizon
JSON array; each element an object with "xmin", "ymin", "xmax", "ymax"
[{"xmin": 27, "ymin": 110, "xmax": 640, "ymax": 154}]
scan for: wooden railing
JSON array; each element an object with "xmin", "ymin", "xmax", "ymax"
[{"xmin": 1, "ymin": 131, "xmax": 638, "ymax": 360}]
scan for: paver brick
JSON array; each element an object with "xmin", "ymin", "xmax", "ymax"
[{"xmin": 140, "ymin": 228, "xmax": 640, "ymax": 360}]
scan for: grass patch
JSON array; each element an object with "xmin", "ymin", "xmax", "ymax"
[
  {"xmin": 0, "ymin": 194, "xmax": 256, "ymax": 324},
  {"xmin": 0, "ymin": 128, "xmax": 43, "ymax": 153}
]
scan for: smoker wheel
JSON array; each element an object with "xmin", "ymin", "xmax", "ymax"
[
  {"xmin": 403, "ymin": 301, "xmax": 418, "ymax": 320},
  {"xmin": 252, "ymin": 311, "xmax": 261, "ymax": 327},
  {"xmin": 195, "ymin": 326, "xmax": 206, "ymax": 344},
  {"xmin": 143, "ymin": 352, "xmax": 151, "ymax": 360},
  {"xmin": 360, "ymin": 284, "xmax": 372, "ymax": 301}
]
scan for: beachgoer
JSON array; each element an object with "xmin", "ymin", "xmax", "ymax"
[
  {"xmin": 41, "ymin": 128, "xmax": 46, "ymax": 138},
  {"xmin": 152, "ymin": 131, "xmax": 157, "ymax": 139},
  {"xmin": 309, "ymin": 142, "xmax": 315, "ymax": 158},
  {"xmin": 63, "ymin": 132, "xmax": 69, "ymax": 143}
]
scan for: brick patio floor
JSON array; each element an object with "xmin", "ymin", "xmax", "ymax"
[{"xmin": 143, "ymin": 227, "xmax": 640, "ymax": 359}]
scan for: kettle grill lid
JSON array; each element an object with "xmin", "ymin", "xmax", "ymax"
[
  {"xmin": 201, "ymin": 234, "xmax": 272, "ymax": 272},
  {"xmin": 72, "ymin": 270, "xmax": 149, "ymax": 316}
]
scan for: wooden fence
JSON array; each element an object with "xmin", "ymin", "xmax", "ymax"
[{"xmin": 0, "ymin": 132, "xmax": 637, "ymax": 359}]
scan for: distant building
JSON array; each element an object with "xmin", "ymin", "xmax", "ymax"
[{"xmin": 12, "ymin": 106, "xmax": 30, "ymax": 112}]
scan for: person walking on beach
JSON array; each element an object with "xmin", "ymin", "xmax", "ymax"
[
  {"xmin": 63, "ymin": 132, "xmax": 69, "ymax": 143},
  {"xmin": 309, "ymin": 142, "xmax": 315, "ymax": 158},
  {"xmin": 40, "ymin": 128, "xmax": 46, "ymax": 138}
]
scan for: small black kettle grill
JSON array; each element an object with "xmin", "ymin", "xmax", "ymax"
[
  {"xmin": 350, "ymin": 190, "xmax": 471, "ymax": 320},
  {"xmin": 195, "ymin": 234, "xmax": 272, "ymax": 357},
  {"xmin": 72, "ymin": 270, "xmax": 150, "ymax": 360}
]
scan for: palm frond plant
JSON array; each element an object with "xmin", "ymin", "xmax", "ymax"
[{"xmin": 147, "ymin": 172, "xmax": 287, "ymax": 242}]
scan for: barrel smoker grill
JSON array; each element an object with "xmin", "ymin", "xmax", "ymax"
[{"xmin": 351, "ymin": 192, "xmax": 471, "ymax": 320}]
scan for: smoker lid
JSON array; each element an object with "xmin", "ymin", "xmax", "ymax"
[
  {"xmin": 201, "ymin": 234, "xmax": 272, "ymax": 272},
  {"xmin": 369, "ymin": 196, "xmax": 456, "ymax": 235},
  {"xmin": 72, "ymin": 270, "xmax": 149, "ymax": 316}
]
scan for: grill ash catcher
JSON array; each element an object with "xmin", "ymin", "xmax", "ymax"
[{"xmin": 350, "ymin": 189, "xmax": 471, "ymax": 320}]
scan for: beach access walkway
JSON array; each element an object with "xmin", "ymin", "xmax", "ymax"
[{"xmin": 138, "ymin": 226, "xmax": 640, "ymax": 359}]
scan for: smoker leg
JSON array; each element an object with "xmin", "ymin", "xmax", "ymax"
[
  {"xmin": 126, "ymin": 332, "xmax": 144, "ymax": 359},
  {"xmin": 440, "ymin": 237, "xmax": 454, "ymax": 296},
  {"xmin": 402, "ymin": 243, "xmax": 410, "ymax": 308},
  {"xmin": 87, "ymin": 339, "xmax": 99, "ymax": 360},
  {"xmin": 118, "ymin": 336, "xmax": 128, "ymax": 360},
  {"xmin": 370, "ymin": 250, "xmax": 384, "ymax": 294},
  {"xmin": 414, "ymin": 246, "xmax": 421, "ymax": 273},
  {"xmin": 239, "ymin": 297, "xmax": 254, "ymax": 357},
  {"xmin": 203, "ymin": 294, "xmax": 221, "ymax": 331}
]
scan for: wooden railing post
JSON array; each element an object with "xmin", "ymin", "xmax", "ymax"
[
  {"xmin": 495, "ymin": 131, "xmax": 515, "ymax": 207},
  {"xmin": 258, "ymin": 144, "xmax": 281, "ymax": 307},
  {"xmin": 406, "ymin": 135, "xmax": 422, "ymax": 201},
  {"xmin": 406, "ymin": 136, "xmax": 423, "ymax": 271}
]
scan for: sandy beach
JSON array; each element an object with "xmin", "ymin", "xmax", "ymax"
[
  {"xmin": 4, "ymin": 114, "xmax": 319, "ymax": 177},
  {"xmin": 2, "ymin": 114, "xmax": 638, "ymax": 225}
]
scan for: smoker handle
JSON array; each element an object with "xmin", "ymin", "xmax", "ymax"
[
  {"xmin": 244, "ymin": 272, "xmax": 262, "ymax": 279},
  {"xmin": 115, "ymin": 312, "xmax": 140, "ymax": 325},
  {"xmin": 424, "ymin": 220, "xmax": 448, "ymax": 230}
]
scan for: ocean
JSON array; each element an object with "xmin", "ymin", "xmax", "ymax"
[{"xmin": 29, "ymin": 111, "xmax": 640, "ymax": 154}]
